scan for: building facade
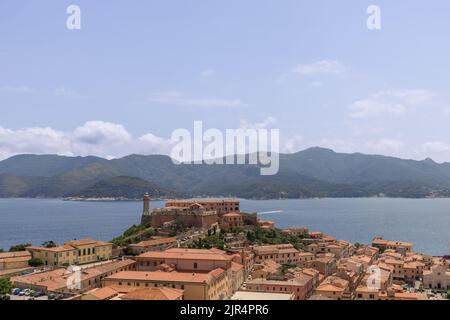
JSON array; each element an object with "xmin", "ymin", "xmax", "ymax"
[{"xmin": 26, "ymin": 238, "xmax": 112, "ymax": 266}]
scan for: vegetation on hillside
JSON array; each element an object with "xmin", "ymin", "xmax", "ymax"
[
  {"xmin": 246, "ymin": 227, "xmax": 307, "ymax": 249},
  {"xmin": 9, "ymin": 243, "xmax": 31, "ymax": 252},
  {"xmin": 3, "ymin": 149, "xmax": 450, "ymax": 199},
  {"xmin": 111, "ymin": 224, "xmax": 155, "ymax": 247},
  {"xmin": 0, "ymin": 278, "xmax": 13, "ymax": 295},
  {"xmin": 67, "ymin": 176, "xmax": 183, "ymax": 199}
]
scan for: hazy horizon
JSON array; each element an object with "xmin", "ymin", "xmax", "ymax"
[{"xmin": 2, "ymin": 145, "xmax": 449, "ymax": 165}]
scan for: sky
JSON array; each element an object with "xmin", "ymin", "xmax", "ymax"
[{"xmin": 1, "ymin": 0, "xmax": 450, "ymax": 161}]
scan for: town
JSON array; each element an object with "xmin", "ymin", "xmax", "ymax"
[{"xmin": 0, "ymin": 195, "xmax": 449, "ymax": 301}]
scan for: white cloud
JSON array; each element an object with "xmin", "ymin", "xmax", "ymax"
[
  {"xmin": 419, "ymin": 141, "xmax": 450, "ymax": 153},
  {"xmin": 149, "ymin": 92, "xmax": 249, "ymax": 108},
  {"xmin": 201, "ymin": 69, "xmax": 216, "ymax": 77},
  {"xmin": 0, "ymin": 85, "xmax": 85, "ymax": 98},
  {"xmin": 282, "ymin": 135, "xmax": 304, "ymax": 153},
  {"xmin": 349, "ymin": 89, "xmax": 434, "ymax": 118},
  {"xmin": 239, "ymin": 117, "xmax": 277, "ymax": 130},
  {"xmin": 309, "ymin": 81, "xmax": 323, "ymax": 87},
  {"xmin": 73, "ymin": 121, "xmax": 131, "ymax": 146},
  {"xmin": 293, "ymin": 60, "xmax": 345, "ymax": 75},
  {"xmin": 0, "ymin": 121, "xmax": 172, "ymax": 161},
  {"xmin": 365, "ymin": 139, "xmax": 406, "ymax": 155},
  {"xmin": 0, "ymin": 85, "xmax": 37, "ymax": 94}
]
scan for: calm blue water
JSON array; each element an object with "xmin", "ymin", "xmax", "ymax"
[{"xmin": 0, "ymin": 198, "xmax": 449, "ymax": 255}]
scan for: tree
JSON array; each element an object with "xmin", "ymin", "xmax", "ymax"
[
  {"xmin": 281, "ymin": 263, "xmax": 297, "ymax": 274},
  {"xmin": 246, "ymin": 230, "xmax": 256, "ymax": 243},
  {"xmin": 42, "ymin": 241, "xmax": 57, "ymax": 248},
  {"xmin": 9, "ymin": 243, "xmax": 31, "ymax": 252},
  {"xmin": 354, "ymin": 243, "xmax": 363, "ymax": 249},
  {"xmin": 0, "ymin": 278, "xmax": 13, "ymax": 295},
  {"xmin": 446, "ymin": 291, "xmax": 450, "ymax": 300},
  {"xmin": 122, "ymin": 247, "xmax": 138, "ymax": 256},
  {"xmin": 0, "ymin": 248, "xmax": 4, "ymax": 253},
  {"xmin": 28, "ymin": 257, "xmax": 44, "ymax": 267}
]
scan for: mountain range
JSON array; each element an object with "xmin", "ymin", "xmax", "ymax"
[{"xmin": 1, "ymin": 147, "xmax": 450, "ymax": 199}]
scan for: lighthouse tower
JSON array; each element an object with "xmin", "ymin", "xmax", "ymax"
[{"xmin": 143, "ymin": 193, "xmax": 150, "ymax": 215}]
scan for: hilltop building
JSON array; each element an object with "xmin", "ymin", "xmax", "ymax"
[
  {"xmin": 140, "ymin": 195, "xmax": 256, "ymax": 231},
  {"xmin": 140, "ymin": 195, "xmax": 219, "ymax": 230}
]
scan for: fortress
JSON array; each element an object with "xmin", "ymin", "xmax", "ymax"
[{"xmin": 140, "ymin": 195, "xmax": 241, "ymax": 230}]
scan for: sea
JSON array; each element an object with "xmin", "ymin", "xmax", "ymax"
[{"xmin": 0, "ymin": 198, "xmax": 448, "ymax": 255}]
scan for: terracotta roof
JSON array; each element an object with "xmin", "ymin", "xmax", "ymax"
[
  {"xmin": 166, "ymin": 198, "xmax": 238, "ymax": 203},
  {"xmin": 231, "ymin": 262, "xmax": 244, "ymax": 272},
  {"xmin": 11, "ymin": 259, "xmax": 135, "ymax": 292},
  {"xmin": 131, "ymin": 237, "xmax": 178, "ymax": 248},
  {"xmin": 1, "ymin": 256, "xmax": 31, "ymax": 263},
  {"xmin": 120, "ymin": 287, "xmax": 183, "ymax": 300},
  {"xmin": 26, "ymin": 245, "xmax": 75, "ymax": 253},
  {"xmin": 86, "ymin": 287, "xmax": 119, "ymax": 300},
  {"xmin": 67, "ymin": 238, "xmax": 112, "ymax": 247},
  {"xmin": 0, "ymin": 251, "xmax": 31, "ymax": 259},
  {"xmin": 105, "ymin": 271, "xmax": 212, "ymax": 284},
  {"xmin": 138, "ymin": 248, "xmax": 233, "ymax": 261},
  {"xmin": 223, "ymin": 212, "xmax": 242, "ymax": 217}
]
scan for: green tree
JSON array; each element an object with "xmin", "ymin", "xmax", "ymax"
[
  {"xmin": 0, "ymin": 248, "xmax": 4, "ymax": 253},
  {"xmin": 9, "ymin": 243, "xmax": 31, "ymax": 252},
  {"xmin": 246, "ymin": 230, "xmax": 256, "ymax": 243},
  {"xmin": 0, "ymin": 278, "xmax": 13, "ymax": 295},
  {"xmin": 42, "ymin": 240, "xmax": 57, "ymax": 248},
  {"xmin": 446, "ymin": 291, "xmax": 450, "ymax": 300},
  {"xmin": 28, "ymin": 257, "xmax": 44, "ymax": 267},
  {"xmin": 123, "ymin": 247, "xmax": 139, "ymax": 256},
  {"xmin": 281, "ymin": 263, "xmax": 297, "ymax": 274},
  {"xmin": 354, "ymin": 243, "xmax": 363, "ymax": 249}
]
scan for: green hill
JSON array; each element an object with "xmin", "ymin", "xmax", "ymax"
[{"xmin": 2, "ymin": 147, "xmax": 450, "ymax": 199}]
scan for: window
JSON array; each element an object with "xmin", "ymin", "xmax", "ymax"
[{"xmin": 194, "ymin": 263, "xmax": 198, "ymax": 269}]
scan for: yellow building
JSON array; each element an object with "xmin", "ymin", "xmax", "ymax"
[
  {"xmin": 103, "ymin": 269, "xmax": 229, "ymax": 300},
  {"xmin": 26, "ymin": 238, "xmax": 112, "ymax": 266},
  {"xmin": 0, "ymin": 251, "xmax": 31, "ymax": 270},
  {"xmin": 372, "ymin": 237, "xmax": 413, "ymax": 254},
  {"xmin": 11, "ymin": 259, "xmax": 136, "ymax": 295}
]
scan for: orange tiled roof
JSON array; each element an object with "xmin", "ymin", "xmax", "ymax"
[
  {"xmin": 120, "ymin": 287, "xmax": 183, "ymax": 300},
  {"xmin": 26, "ymin": 245, "xmax": 75, "ymax": 253},
  {"xmin": 0, "ymin": 251, "xmax": 31, "ymax": 259},
  {"xmin": 138, "ymin": 248, "xmax": 233, "ymax": 261},
  {"xmin": 132, "ymin": 237, "xmax": 178, "ymax": 248},
  {"xmin": 86, "ymin": 286, "xmax": 119, "ymax": 300},
  {"xmin": 105, "ymin": 271, "xmax": 212, "ymax": 283},
  {"xmin": 231, "ymin": 262, "xmax": 244, "ymax": 272}
]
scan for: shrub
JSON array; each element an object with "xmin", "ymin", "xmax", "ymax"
[{"xmin": 28, "ymin": 257, "xmax": 44, "ymax": 267}]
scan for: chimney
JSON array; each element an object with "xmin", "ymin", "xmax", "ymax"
[{"xmin": 143, "ymin": 193, "xmax": 150, "ymax": 215}]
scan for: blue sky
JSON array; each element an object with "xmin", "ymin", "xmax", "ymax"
[{"xmin": 1, "ymin": 0, "xmax": 450, "ymax": 161}]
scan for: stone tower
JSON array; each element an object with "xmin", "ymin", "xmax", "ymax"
[{"xmin": 143, "ymin": 193, "xmax": 150, "ymax": 215}]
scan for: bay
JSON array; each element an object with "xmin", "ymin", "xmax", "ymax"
[{"xmin": 0, "ymin": 198, "xmax": 448, "ymax": 255}]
